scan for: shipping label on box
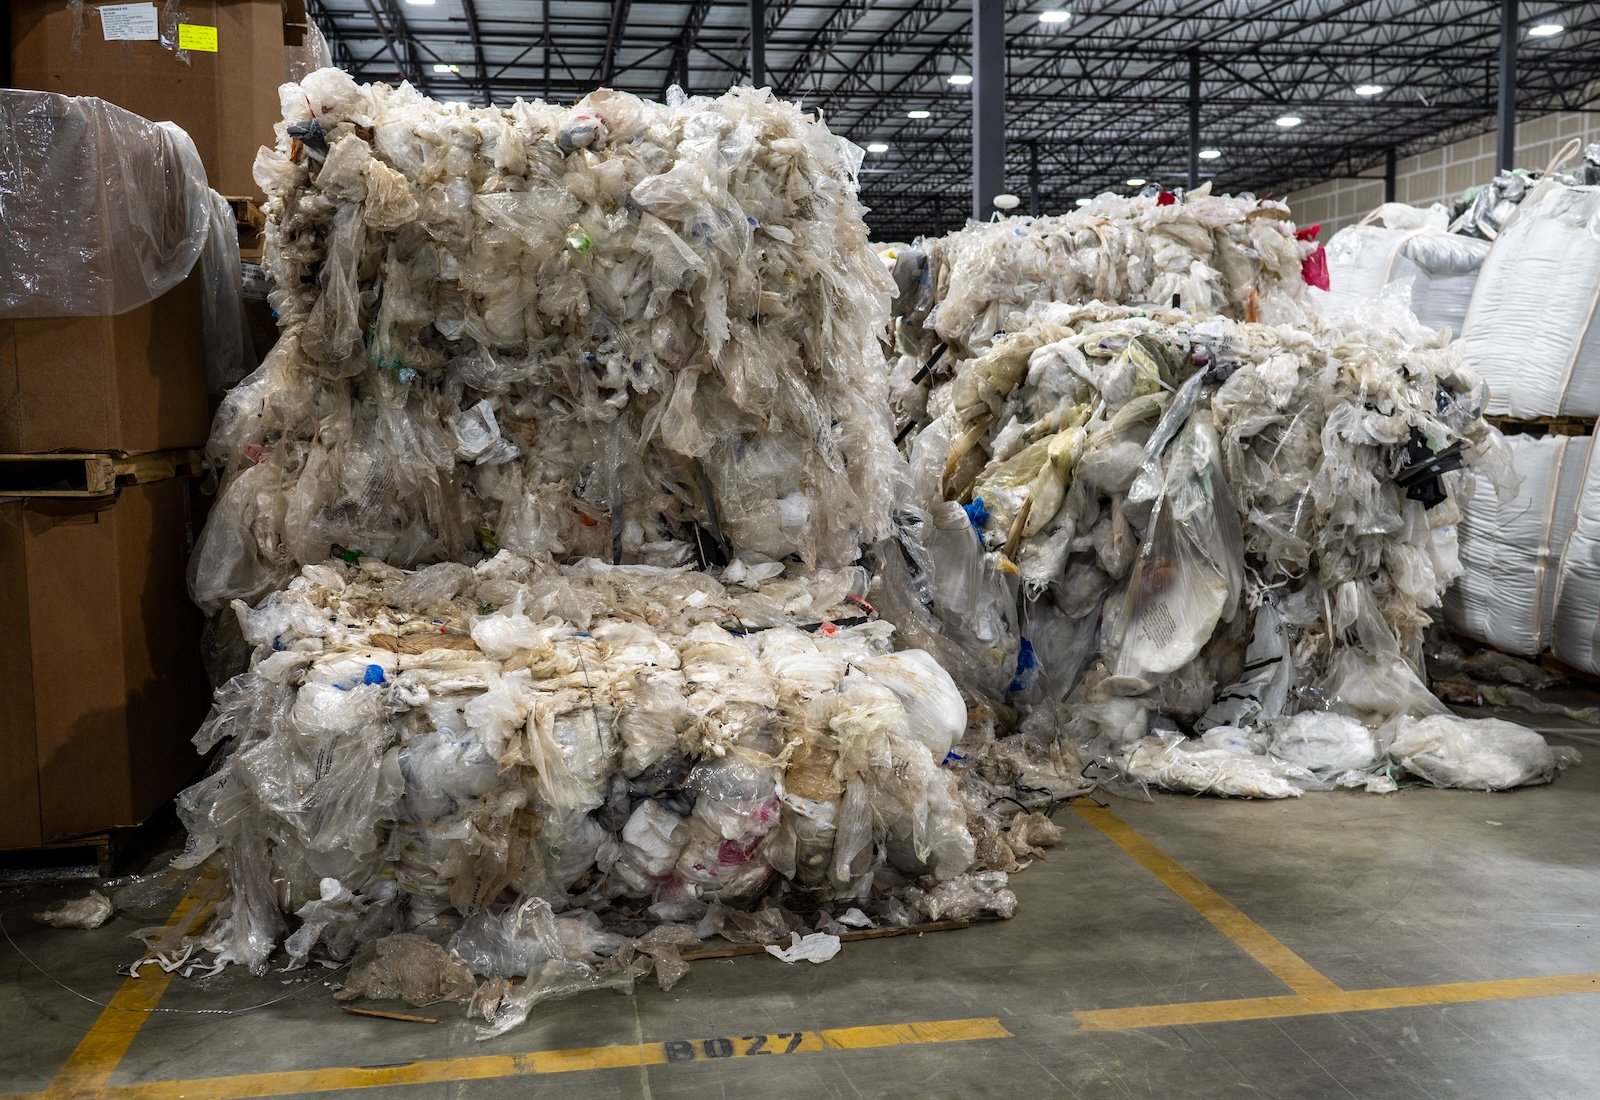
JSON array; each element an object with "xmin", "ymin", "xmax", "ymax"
[
  {"xmin": 177, "ymin": 22, "xmax": 219, "ymax": 52},
  {"xmin": 97, "ymin": 3, "xmax": 159, "ymax": 42}
]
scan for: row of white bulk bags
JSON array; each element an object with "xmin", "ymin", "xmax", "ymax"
[
  {"xmin": 1317, "ymin": 203, "xmax": 1490, "ymax": 338},
  {"xmin": 1446, "ymin": 433, "xmax": 1591, "ymax": 656},
  {"xmin": 1552, "ymin": 439, "xmax": 1600, "ymax": 673},
  {"xmin": 1458, "ymin": 181, "xmax": 1600, "ymax": 418}
]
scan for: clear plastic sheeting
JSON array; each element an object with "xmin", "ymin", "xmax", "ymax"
[
  {"xmin": 0, "ymin": 90, "xmax": 249, "ymax": 393},
  {"xmin": 1388, "ymin": 714, "xmax": 1579, "ymax": 791},
  {"xmin": 902, "ymin": 300, "xmax": 1569, "ymax": 798},
  {"xmin": 34, "ymin": 892, "xmax": 115, "ymax": 929},
  {"xmin": 1445, "ymin": 434, "xmax": 1590, "ymax": 657},
  {"xmin": 1458, "ymin": 180, "xmax": 1600, "ymax": 418},
  {"xmin": 194, "ymin": 69, "xmax": 900, "ymax": 612},
  {"xmin": 0, "ymin": 91, "xmax": 209, "ymax": 317},
  {"xmin": 158, "ymin": 551, "xmax": 1059, "ymax": 1027}
]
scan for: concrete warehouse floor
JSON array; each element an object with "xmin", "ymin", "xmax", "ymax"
[{"xmin": 2, "ymin": 706, "xmax": 1597, "ymax": 1099}]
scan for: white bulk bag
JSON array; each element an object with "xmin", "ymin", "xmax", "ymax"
[
  {"xmin": 1551, "ymin": 440, "xmax": 1600, "ymax": 673},
  {"xmin": 1318, "ymin": 204, "xmax": 1489, "ymax": 338},
  {"xmin": 1402, "ymin": 232, "xmax": 1490, "ymax": 338},
  {"xmin": 1446, "ymin": 433, "xmax": 1590, "ymax": 655},
  {"xmin": 1459, "ymin": 183, "xmax": 1600, "ymax": 417}
]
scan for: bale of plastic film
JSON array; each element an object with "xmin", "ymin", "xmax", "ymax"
[
  {"xmin": 193, "ymin": 69, "xmax": 901, "ymax": 612},
  {"xmin": 903, "ymin": 299, "xmax": 1562, "ymax": 797},
  {"xmin": 916, "ymin": 186, "xmax": 1317, "ymax": 361},
  {"xmin": 162, "ymin": 552, "xmax": 1061, "ymax": 1019}
]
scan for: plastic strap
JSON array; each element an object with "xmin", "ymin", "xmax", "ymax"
[
  {"xmin": 1530, "ymin": 437, "xmax": 1569, "ymax": 645},
  {"xmin": 1542, "ymin": 138, "xmax": 1583, "ymax": 180},
  {"xmin": 1553, "ymin": 262, "xmax": 1600, "ymax": 416}
]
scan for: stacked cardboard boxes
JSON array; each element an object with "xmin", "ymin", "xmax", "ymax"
[
  {"xmin": 7, "ymin": 0, "xmax": 313, "ymax": 200},
  {"xmin": 0, "ymin": 89, "xmax": 224, "ymax": 850}
]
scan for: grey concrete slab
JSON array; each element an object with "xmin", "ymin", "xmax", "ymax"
[{"xmin": 0, "ymin": 710, "xmax": 1597, "ymax": 1099}]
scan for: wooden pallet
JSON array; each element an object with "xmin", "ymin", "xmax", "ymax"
[
  {"xmin": 1538, "ymin": 652, "xmax": 1600, "ymax": 693},
  {"xmin": 0, "ymin": 449, "xmax": 203, "ymax": 499},
  {"xmin": 1484, "ymin": 415, "xmax": 1596, "ymax": 438},
  {"xmin": 223, "ymin": 194, "xmax": 267, "ymax": 261},
  {"xmin": 3, "ymin": 830, "xmax": 131, "ymax": 880}
]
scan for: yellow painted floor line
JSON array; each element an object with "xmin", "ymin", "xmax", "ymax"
[
  {"xmin": 41, "ymin": 874, "xmax": 220, "ymax": 1099},
  {"xmin": 19, "ymin": 1016, "xmax": 1012, "ymax": 1100},
  {"xmin": 1074, "ymin": 970, "xmax": 1600, "ymax": 1031},
  {"xmin": 1072, "ymin": 800, "xmax": 1342, "ymax": 996}
]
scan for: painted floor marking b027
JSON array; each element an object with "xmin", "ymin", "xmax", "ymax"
[{"xmin": 12, "ymin": 1017, "xmax": 1014, "ymax": 1100}]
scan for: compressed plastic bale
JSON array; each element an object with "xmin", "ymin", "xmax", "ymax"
[
  {"xmin": 196, "ymin": 72, "xmax": 903, "ymax": 601},
  {"xmin": 917, "ymin": 186, "xmax": 1316, "ymax": 359}
]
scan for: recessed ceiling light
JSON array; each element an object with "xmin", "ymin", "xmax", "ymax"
[
  {"xmin": 1126, "ymin": 177, "xmax": 1146, "ymax": 187},
  {"xmin": 1528, "ymin": 21, "xmax": 1564, "ymax": 36},
  {"xmin": 1038, "ymin": 10, "xmax": 1072, "ymax": 24},
  {"xmin": 1354, "ymin": 83, "xmax": 1384, "ymax": 96},
  {"xmin": 431, "ymin": 63, "xmax": 459, "ymax": 74},
  {"xmin": 906, "ymin": 109, "xmax": 931, "ymax": 119},
  {"xmin": 1275, "ymin": 114, "xmax": 1303, "ymax": 128},
  {"xmin": 404, "ymin": 0, "xmax": 435, "ymax": 6},
  {"xmin": 1198, "ymin": 147, "xmax": 1222, "ymax": 160},
  {"xmin": 866, "ymin": 142, "xmax": 889, "ymax": 153},
  {"xmin": 947, "ymin": 73, "xmax": 974, "ymax": 86},
  {"xmin": 1075, "ymin": 197, "xmax": 1092, "ymax": 206}
]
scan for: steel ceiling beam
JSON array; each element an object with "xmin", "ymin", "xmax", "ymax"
[{"xmin": 461, "ymin": 0, "xmax": 491, "ymax": 102}]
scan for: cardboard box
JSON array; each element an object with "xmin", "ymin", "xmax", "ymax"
[
  {"xmin": 7, "ymin": 0, "xmax": 297, "ymax": 199},
  {"xmin": 0, "ymin": 271, "xmax": 212, "ymax": 454},
  {"xmin": 0, "ymin": 477, "xmax": 209, "ymax": 849}
]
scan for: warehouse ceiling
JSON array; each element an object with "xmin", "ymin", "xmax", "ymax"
[{"xmin": 307, "ymin": 0, "xmax": 1600, "ymax": 241}]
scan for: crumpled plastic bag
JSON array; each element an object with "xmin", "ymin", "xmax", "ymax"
[
  {"xmin": 1388, "ymin": 715, "xmax": 1576, "ymax": 790},
  {"xmin": 35, "ymin": 891, "xmax": 114, "ymax": 929},
  {"xmin": 764, "ymin": 931, "xmax": 842, "ymax": 964}
]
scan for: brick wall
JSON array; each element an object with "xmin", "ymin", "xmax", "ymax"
[{"xmin": 1284, "ymin": 108, "xmax": 1600, "ymax": 234}]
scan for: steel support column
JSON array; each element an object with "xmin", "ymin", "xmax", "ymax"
[
  {"xmin": 1187, "ymin": 49, "xmax": 1200, "ymax": 190},
  {"xmin": 1384, "ymin": 147, "xmax": 1397, "ymax": 202},
  {"xmin": 971, "ymin": 0, "xmax": 1004, "ymax": 219},
  {"xmin": 1028, "ymin": 140, "xmax": 1041, "ymax": 215},
  {"xmin": 1497, "ymin": 0, "xmax": 1517, "ymax": 171},
  {"xmin": 750, "ymin": 0, "xmax": 766, "ymax": 86}
]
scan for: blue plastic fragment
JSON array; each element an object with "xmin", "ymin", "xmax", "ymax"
[
  {"xmin": 941, "ymin": 750, "xmax": 965, "ymax": 766},
  {"xmin": 963, "ymin": 496, "xmax": 989, "ymax": 534},
  {"xmin": 1007, "ymin": 638, "xmax": 1038, "ymax": 694},
  {"xmin": 363, "ymin": 664, "xmax": 387, "ymax": 685},
  {"xmin": 397, "ymin": 367, "xmax": 417, "ymax": 384}
]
